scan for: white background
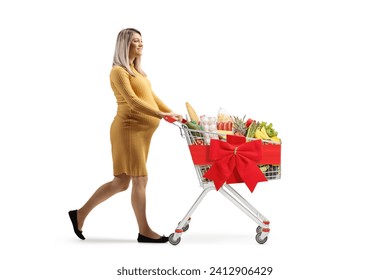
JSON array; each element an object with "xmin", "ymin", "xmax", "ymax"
[{"xmin": 1, "ymin": 0, "xmax": 389, "ymax": 279}]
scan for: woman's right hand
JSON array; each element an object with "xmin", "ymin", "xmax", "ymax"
[{"xmin": 160, "ymin": 112, "xmax": 183, "ymax": 122}]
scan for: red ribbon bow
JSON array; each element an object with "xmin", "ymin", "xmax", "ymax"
[{"xmin": 203, "ymin": 135, "xmax": 267, "ymax": 192}]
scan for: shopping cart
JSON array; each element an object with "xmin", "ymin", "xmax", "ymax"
[{"xmin": 164, "ymin": 116, "xmax": 281, "ymax": 245}]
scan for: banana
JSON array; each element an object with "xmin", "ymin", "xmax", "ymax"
[
  {"xmin": 271, "ymin": 136, "xmax": 281, "ymax": 143},
  {"xmin": 261, "ymin": 126, "xmax": 271, "ymax": 139},
  {"xmin": 258, "ymin": 126, "xmax": 271, "ymax": 140},
  {"xmin": 255, "ymin": 128, "xmax": 269, "ymax": 140}
]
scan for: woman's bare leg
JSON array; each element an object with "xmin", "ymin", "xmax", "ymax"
[
  {"xmin": 131, "ymin": 176, "xmax": 161, "ymax": 239},
  {"xmin": 77, "ymin": 173, "xmax": 131, "ymax": 230}
]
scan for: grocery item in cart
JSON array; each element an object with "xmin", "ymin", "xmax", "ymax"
[
  {"xmin": 185, "ymin": 102, "xmax": 200, "ymax": 123},
  {"xmin": 216, "ymin": 107, "xmax": 233, "ymax": 138},
  {"xmin": 199, "ymin": 115, "xmax": 218, "ymax": 144}
]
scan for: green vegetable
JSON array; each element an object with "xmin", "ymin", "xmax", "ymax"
[
  {"xmin": 266, "ymin": 123, "xmax": 278, "ymax": 137},
  {"xmin": 186, "ymin": 121, "xmax": 203, "ymax": 137},
  {"xmin": 257, "ymin": 121, "xmax": 278, "ymax": 138}
]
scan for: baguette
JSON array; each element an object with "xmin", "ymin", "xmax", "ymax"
[{"xmin": 185, "ymin": 102, "xmax": 200, "ymax": 124}]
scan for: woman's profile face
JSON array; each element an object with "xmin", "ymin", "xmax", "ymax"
[{"xmin": 129, "ymin": 33, "xmax": 143, "ymax": 58}]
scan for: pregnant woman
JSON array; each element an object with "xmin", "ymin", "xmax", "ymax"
[{"xmin": 69, "ymin": 28, "xmax": 181, "ymax": 243}]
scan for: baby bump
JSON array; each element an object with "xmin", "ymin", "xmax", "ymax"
[{"xmin": 111, "ymin": 115, "xmax": 160, "ymax": 135}]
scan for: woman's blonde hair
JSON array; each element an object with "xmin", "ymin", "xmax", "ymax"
[{"xmin": 112, "ymin": 28, "xmax": 146, "ymax": 76}]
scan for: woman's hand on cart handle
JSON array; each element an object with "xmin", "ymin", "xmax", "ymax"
[{"xmin": 160, "ymin": 112, "xmax": 183, "ymax": 122}]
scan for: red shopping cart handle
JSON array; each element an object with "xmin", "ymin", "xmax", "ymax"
[
  {"xmin": 164, "ymin": 116, "xmax": 177, "ymax": 123},
  {"xmin": 164, "ymin": 116, "xmax": 187, "ymax": 124}
]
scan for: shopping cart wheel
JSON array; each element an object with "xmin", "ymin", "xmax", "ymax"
[
  {"xmin": 256, "ymin": 226, "xmax": 262, "ymax": 233},
  {"xmin": 255, "ymin": 233, "xmax": 268, "ymax": 244},
  {"xmin": 169, "ymin": 233, "xmax": 181, "ymax": 245}
]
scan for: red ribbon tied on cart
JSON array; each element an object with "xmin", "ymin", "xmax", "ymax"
[{"xmin": 203, "ymin": 135, "xmax": 267, "ymax": 192}]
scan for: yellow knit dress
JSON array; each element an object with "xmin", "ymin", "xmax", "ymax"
[{"xmin": 109, "ymin": 65, "xmax": 171, "ymax": 176}]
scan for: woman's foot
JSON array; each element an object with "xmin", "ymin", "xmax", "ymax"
[
  {"xmin": 137, "ymin": 233, "xmax": 169, "ymax": 243},
  {"xmin": 137, "ymin": 229, "xmax": 168, "ymax": 243},
  {"xmin": 68, "ymin": 210, "xmax": 85, "ymax": 240}
]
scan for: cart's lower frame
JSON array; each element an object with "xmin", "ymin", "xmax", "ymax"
[{"xmin": 168, "ymin": 182, "xmax": 270, "ymax": 245}]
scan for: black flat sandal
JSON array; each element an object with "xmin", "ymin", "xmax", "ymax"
[
  {"xmin": 68, "ymin": 210, "xmax": 85, "ymax": 240},
  {"xmin": 137, "ymin": 233, "xmax": 168, "ymax": 243}
]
